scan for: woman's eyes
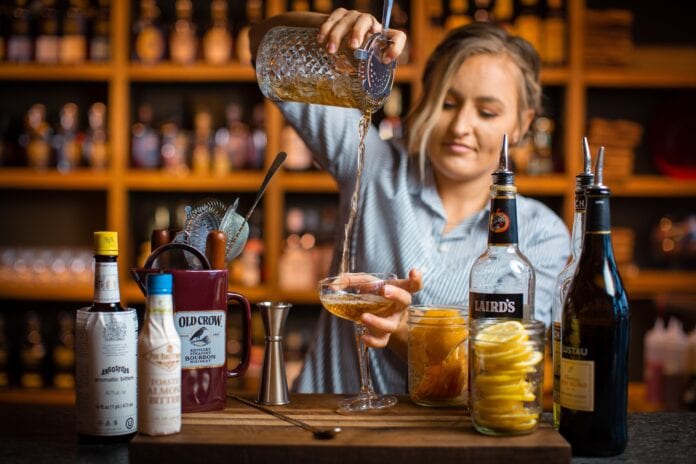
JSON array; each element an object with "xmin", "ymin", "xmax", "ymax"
[
  {"xmin": 441, "ymin": 100, "xmax": 499, "ymax": 119},
  {"xmin": 442, "ymin": 100, "xmax": 458, "ymax": 110}
]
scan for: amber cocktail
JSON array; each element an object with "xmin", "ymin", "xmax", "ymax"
[{"xmin": 319, "ymin": 272, "xmax": 397, "ymax": 413}]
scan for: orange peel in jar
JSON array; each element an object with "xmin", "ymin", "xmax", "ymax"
[{"xmin": 409, "ymin": 309, "xmax": 468, "ymax": 402}]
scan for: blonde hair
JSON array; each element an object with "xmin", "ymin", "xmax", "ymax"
[{"xmin": 405, "ymin": 23, "xmax": 541, "ymax": 176}]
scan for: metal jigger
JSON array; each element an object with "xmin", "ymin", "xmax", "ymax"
[{"xmin": 256, "ymin": 301, "xmax": 292, "ymax": 405}]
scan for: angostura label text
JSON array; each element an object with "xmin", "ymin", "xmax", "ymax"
[
  {"xmin": 469, "ymin": 292, "xmax": 524, "ymax": 319},
  {"xmin": 75, "ymin": 309, "xmax": 138, "ymax": 436},
  {"xmin": 175, "ymin": 310, "xmax": 225, "ymax": 369}
]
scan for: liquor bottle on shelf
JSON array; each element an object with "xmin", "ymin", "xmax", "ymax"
[
  {"xmin": 279, "ymin": 207, "xmax": 315, "ymax": 291},
  {"xmin": 83, "ymin": 102, "xmax": 108, "ymax": 169},
  {"xmin": 76, "ymin": 231, "xmax": 138, "ymax": 443},
  {"xmin": 444, "ymin": 0, "xmax": 472, "ymax": 31},
  {"xmin": 469, "ymin": 135, "xmax": 535, "ymax": 321},
  {"xmin": 138, "ymin": 273, "xmax": 181, "ymax": 436},
  {"xmin": 21, "ymin": 104, "xmax": 54, "ymax": 170},
  {"xmin": 90, "ymin": 0, "xmax": 110, "ymax": 61},
  {"xmin": 559, "ymin": 148, "xmax": 630, "ymax": 457},
  {"xmin": 191, "ymin": 107, "xmax": 214, "ymax": 175},
  {"xmin": 492, "ymin": 0, "xmax": 514, "ymax": 32},
  {"xmin": 526, "ymin": 116, "xmax": 554, "ymax": 175},
  {"xmin": 425, "ymin": 0, "xmax": 445, "ymax": 58},
  {"xmin": 35, "ymin": 0, "xmax": 60, "ymax": 64},
  {"xmin": 132, "ymin": 103, "xmax": 160, "ymax": 169},
  {"xmin": 7, "ymin": 0, "xmax": 33, "ymax": 62},
  {"xmin": 133, "ymin": 0, "xmax": 165, "ymax": 64},
  {"xmin": 169, "ymin": 0, "xmax": 197, "ymax": 65},
  {"xmin": 20, "ymin": 310, "xmax": 46, "ymax": 389},
  {"xmin": 0, "ymin": 313, "xmax": 8, "ymax": 388},
  {"xmin": 54, "ymin": 102, "xmax": 83, "ymax": 172},
  {"xmin": 236, "ymin": 0, "xmax": 263, "ymax": 66},
  {"xmin": 52, "ymin": 310, "xmax": 75, "ymax": 389},
  {"xmin": 203, "ymin": 0, "xmax": 232, "ymax": 65},
  {"xmin": 248, "ymin": 102, "xmax": 266, "ymax": 170},
  {"xmin": 0, "ymin": 5, "xmax": 5, "ymax": 62},
  {"xmin": 542, "ymin": 0, "xmax": 566, "ymax": 66},
  {"xmin": 551, "ymin": 137, "xmax": 593, "ymax": 429},
  {"xmin": 160, "ymin": 120, "xmax": 189, "ymax": 174},
  {"xmin": 60, "ymin": 0, "xmax": 87, "ymax": 64},
  {"xmin": 221, "ymin": 102, "xmax": 252, "ymax": 170},
  {"xmin": 515, "ymin": 0, "xmax": 542, "ymax": 55},
  {"xmin": 473, "ymin": 0, "xmax": 491, "ymax": 23}
]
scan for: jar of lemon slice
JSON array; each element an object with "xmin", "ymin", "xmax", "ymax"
[
  {"xmin": 471, "ymin": 319, "xmax": 545, "ymax": 435},
  {"xmin": 407, "ymin": 305, "xmax": 468, "ymax": 407}
]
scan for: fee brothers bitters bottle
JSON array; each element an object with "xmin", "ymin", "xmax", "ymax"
[
  {"xmin": 559, "ymin": 148, "xmax": 630, "ymax": 456},
  {"xmin": 75, "ymin": 231, "xmax": 138, "ymax": 443},
  {"xmin": 469, "ymin": 134, "xmax": 535, "ymax": 321},
  {"xmin": 551, "ymin": 137, "xmax": 594, "ymax": 428}
]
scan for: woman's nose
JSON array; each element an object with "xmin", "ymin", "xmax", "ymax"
[{"xmin": 450, "ymin": 106, "xmax": 474, "ymax": 136}]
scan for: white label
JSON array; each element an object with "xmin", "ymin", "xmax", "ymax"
[
  {"xmin": 560, "ymin": 357, "xmax": 595, "ymax": 411},
  {"xmin": 139, "ymin": 294, "xmax": 181, "ymax": 436},
  {"xmin": 175, "ymin": 310, "xmax": 225, "ymax": 369},
  {"xmin": 93, "ymin": 262, "xmax": 120, "ymax": 304},
  {"xmin": 76, "ymin": 309, "xmax": 138, "ymax": 436}
]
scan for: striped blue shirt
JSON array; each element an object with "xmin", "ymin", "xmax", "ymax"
[{"xmin": 279, "ymin": 102, "xmax": 570, "ymax": 394}]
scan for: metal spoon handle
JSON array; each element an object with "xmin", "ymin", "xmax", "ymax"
[
  {"xmin": 228, "ymin": 151, "xmax": 287, "ymax": 247},
  {"xmin": 229, "ymin": 394, "xmax": 340, "ymax": 439}
]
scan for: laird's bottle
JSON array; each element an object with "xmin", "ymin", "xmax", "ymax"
[
  {"xmin": 469, "ymin": 135, "xmax": 535, "ymax": 321},
  {"xmin": 559, "ymin": 148, "xmax": 630, "ymax": 456},
  {"xmin": 138, "ymin": 273, "xmax": 181, "ymax": 436},
  {"xmin": 75, "ymin": 231, "xmax": 138, "ymax": 443},
  {"xmin": 552, "ymin": 137, "xmax": 593, "ymax": 428}
]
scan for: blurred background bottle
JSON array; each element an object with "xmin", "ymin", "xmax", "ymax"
[
  {"xmin": 169, "ymin": 0, "xmax": 197, "ymax": 65},
  {"xmin": 60, "ymin": 0, "xmax": 87, "ymax": 64}
]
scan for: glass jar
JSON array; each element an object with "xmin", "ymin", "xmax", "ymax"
[
  {"xmin": 408, "ymin": 305, "xmax": 468, "ymax": 407},
  {"xmin": 255, "ymin": 26, "xmax": 395, "ymax": 113},
  {"xmin": 470, "ymin": 318, "xmax": 545, "ymax": 436}
]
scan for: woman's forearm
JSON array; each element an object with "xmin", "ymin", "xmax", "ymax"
[{"xmin": 249, "ymin": 12, "xmax": 328, "ymax": 65}]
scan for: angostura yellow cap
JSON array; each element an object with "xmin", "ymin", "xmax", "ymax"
[{"xmin": 94, "ymin": 231, "xmax": 119, "ymax": 256}]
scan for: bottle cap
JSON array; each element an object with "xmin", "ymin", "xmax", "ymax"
[
  {"xmin": 147, "ymin": 273, "xmax": 173, "ymax": 295},
  {"xmin": 94, "ymin": 231, "xmax": 118, "ymax": 256}
]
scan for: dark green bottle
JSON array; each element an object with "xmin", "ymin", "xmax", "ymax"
[{"xmin": 559, "ymin": 147, "xmax": 630, "ymax": 456}]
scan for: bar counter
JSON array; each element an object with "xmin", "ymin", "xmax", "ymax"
[{"xmin": 1, "ymin": 392, "xmax": 694, "ymax": 464}]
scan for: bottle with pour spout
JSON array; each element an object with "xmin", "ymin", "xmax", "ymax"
[
  {"xmin": 469, "ymin": 134, "xmax": 535, "ymax": 321},
  {"xmin": 551, "ymin": 137, "xmax": 594, "ymax": 428}
]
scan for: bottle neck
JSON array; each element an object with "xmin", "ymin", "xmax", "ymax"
[
  {"xmin": 569, "ymin": 188, "xmax": 588, "ymax": 259},
  {"xmin": 580, "ymin": 191, "xmax": 616, "ymax": 265},
  {"xmin": 487, "ymin": 187, "xmax": 518, "ymax": 246},
  {"xmin": 92, "ymin": 254, "xmax": 122, "ymax": 308}
]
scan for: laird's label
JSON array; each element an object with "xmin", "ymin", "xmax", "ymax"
[
  {"xmin": 175, "ymin": 311, "xmax": 225, "ymax": 369},
  {"xmin": 469, "ymin": 292, "xmax": 524, "ymax": 319},
  {"xmin": 488, "ymin": 198, "xmax": 518, "ymax": 245}
]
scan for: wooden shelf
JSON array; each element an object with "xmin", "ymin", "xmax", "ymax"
[
  {"xmin": 584, "ymin": 47, "xmax": 696, "ymax": 88},
  {"xmin": 124, "ymin": 170, "xmax": 267, "ymax": 192},
  {"xmin": 281, "ymin": 171, "xmax": 338, "ymax": 192},
  {"xmin": 517, "ymin": 174, "xmax": 569, "ymax": 196},
  {"xmin": 624, "ymin": 269, "xmax": 696, "ymax": 299},
  {"xmin": 0, "ymin": 281, "xmax": 93, "ymax": 302},
  {"xmin": 0, "ymin": 168, "xmax": 111, "ymax": 190},
  {"xmin": 129, "ymin": 62, "xmax": 256, "ymax": 82},
  {"xmin": 0, "ymin": 63, "xmax": 113, "ymax": 81},
  {"xmin": 610, "ymin": 176, "xmax": 696, "ymax": 197}
]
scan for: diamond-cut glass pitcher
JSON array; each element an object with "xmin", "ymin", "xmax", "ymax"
[{"xmin": 256, "ymin": 26, "xmax": 395, "ymax": 113}]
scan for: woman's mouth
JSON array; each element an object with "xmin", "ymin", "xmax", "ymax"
[{"xmin": 444, "ymin": 142, "xmax": 474, "ymax": 154}]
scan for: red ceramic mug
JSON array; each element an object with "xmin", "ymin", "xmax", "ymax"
[{"xmin": 131, "ymin": 243, "xmax": 252, "ymax": 413}]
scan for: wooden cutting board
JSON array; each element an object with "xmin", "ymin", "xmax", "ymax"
[{"xmin": 130, "ymin": 394, "xmax": 570, "ymax": 464}]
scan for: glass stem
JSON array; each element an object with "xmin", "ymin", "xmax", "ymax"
[{"xmin": 354, "ymin": 323, "xmax": 375, "ymax": 397}]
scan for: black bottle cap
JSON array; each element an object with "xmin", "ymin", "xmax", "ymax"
[
  {"xmin": 492, "ymin": 134, "xmax": 515, "ymax": 186},
  {"xmin": 576, "ymin": 136, "xmax": 595, "ymax": 190}
]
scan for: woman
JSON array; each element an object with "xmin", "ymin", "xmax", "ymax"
[{"xmin": 250, "ymin": 9, "xmax": 569, "ymax": 394}]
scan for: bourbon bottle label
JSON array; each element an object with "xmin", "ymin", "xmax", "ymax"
[{"xmin": 175, "ymin": 310, "xmax": 226, "ymax": 369}]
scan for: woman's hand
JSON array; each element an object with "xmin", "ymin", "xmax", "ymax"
[
  {"xmin": 317, "ymin": 8, "xmax": 407, "ymax": 64},
  {"xmin": 359, "ymin": 269, "xmax": 423, "ymax": 357}
]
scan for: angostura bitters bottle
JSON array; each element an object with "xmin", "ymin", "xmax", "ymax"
[
  {"xmin": 551, "ymin": 137, "xmax": 594, "ymax": 428},
  {"xmin": 469, "ymin": 134, "xmax": 535, "ymax": 321},
  {"xmin": 559, "ymin": 148, "xmax": 630, "ymax": 456},
  {"xmin": 75, "ymin": 231, "xmax": 138, "ymax": 443}
]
